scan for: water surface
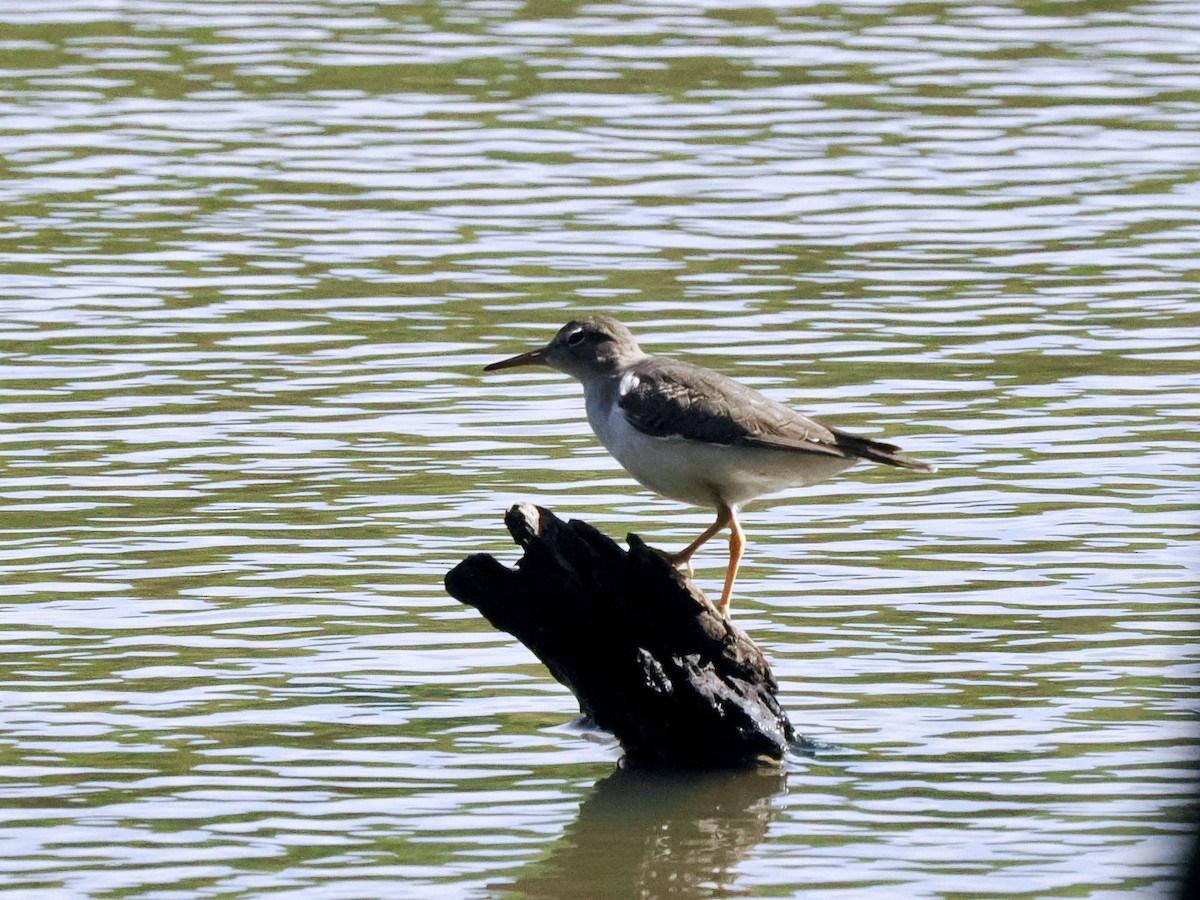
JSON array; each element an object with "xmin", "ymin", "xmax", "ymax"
[{"xmin": 1, "ymin": 1, "xmax": 1197, "ymax": 896}]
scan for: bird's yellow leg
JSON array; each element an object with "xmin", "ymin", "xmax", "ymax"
[
  {"xmin": 658, "ymin": 504, "xmax": 733, "ymax": 578},
  {"xmin": 716, "ymin": 509, "xmax": 745, "ymax": 617}
]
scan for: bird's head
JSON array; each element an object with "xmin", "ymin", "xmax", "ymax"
[{"xmin": 484, "ymin": 315, "xmax": 645, "ymax": 380}]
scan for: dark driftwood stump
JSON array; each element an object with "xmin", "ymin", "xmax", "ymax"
[{"xmin": 443, "ymin": 503, "xmax": 795, "ymax": 767}]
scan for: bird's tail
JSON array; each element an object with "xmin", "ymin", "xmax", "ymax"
[{"xmin": 828, "ymin": 425, "xmax": 936, "ymax": 472}]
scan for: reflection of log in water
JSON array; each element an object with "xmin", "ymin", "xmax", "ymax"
[
  {"xmin": 505, "ymin": 767, "xmax": 785, "ymax": 899},
  {"xmin": 444, "ymin": 504, "xmax": 794, "ymax": 767}
]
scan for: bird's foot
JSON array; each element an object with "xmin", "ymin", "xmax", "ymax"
[{"xmin": 650, "ymin": 546, "xmax": 695, "ymax": 578}]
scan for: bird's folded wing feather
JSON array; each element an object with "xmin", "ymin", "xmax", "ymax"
[{"xmin": 617, "ymin": 358, "xmax": 850, "ymax": 458}]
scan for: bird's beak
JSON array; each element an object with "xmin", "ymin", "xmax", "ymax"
[{"xmin": 484, "ymin": 345, "xmax": 550, "ymax": 371}]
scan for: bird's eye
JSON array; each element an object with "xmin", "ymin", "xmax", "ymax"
[{"xmin": 567, "ymin": 329, "xmax": 586, "ymax": 346}]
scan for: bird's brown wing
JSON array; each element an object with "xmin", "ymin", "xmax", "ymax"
[
  {"xmin": 618, "ymin": 357, "xmax": 934, "ymax": 471},
  {"xmin": 617, "ymin": 358, "xmax": 849, "ymax": 458}
]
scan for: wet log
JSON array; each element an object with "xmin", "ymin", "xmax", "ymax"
[{"xmin": 443, "ymin": 503, "xmax": 795, "ymax": 768}]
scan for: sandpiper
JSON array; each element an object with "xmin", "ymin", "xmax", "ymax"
[{"xmin": 485, "ymin": 315, "xmax": 933, "ymax": 616}]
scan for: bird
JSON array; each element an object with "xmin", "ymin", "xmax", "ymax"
[{"xmin": 484, "ymin": 314, "xmax": 933, "ymax": 616}]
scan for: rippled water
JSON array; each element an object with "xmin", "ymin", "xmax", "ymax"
[{"xmin": 1, "ymin": 1, "xmax": 1198, "ymax": 896}]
